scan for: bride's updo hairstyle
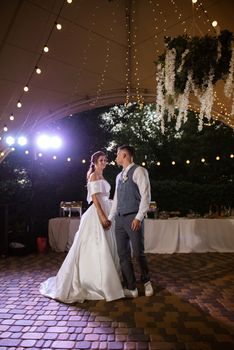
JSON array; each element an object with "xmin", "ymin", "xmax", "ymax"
[{"xmin": 87, "ymin": 151, "xmax": 106, "ymax": 181}]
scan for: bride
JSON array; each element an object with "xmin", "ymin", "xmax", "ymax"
[{"xmin": 40, "ymin": 151, "xmax": 124, "ymax": 303}]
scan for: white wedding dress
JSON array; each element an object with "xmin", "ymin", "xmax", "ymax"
[{"xmin": 40, "ymin": 179, "xmax": 124, "ymax": 303}]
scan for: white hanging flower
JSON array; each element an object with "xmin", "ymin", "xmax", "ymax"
[
  {"xmin": 156, "ymin": 63, "xmax": 166, "ymax": 126},
  {"xmin": 224, "ymin": 44, "xmax": 234, "ymax": 98},
  {"xmin": 175, "ymin": 72, "xmax": 192, "ymax": 131},
  {"xmin": 164, "ymin": 48, "xmax": 176, "ymax": 96},
  {"xmin": 195, "ymin": 70, "xmax": 214, "ymax": 130},
  {"xmin": 177, "ymin": 49, "xmax": 189, "ymax": 73}
]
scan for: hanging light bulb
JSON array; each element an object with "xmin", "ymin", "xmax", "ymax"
[
  {"xmin": 67, "ymin": 0, "xmax": 72, "ymax": 3},
  {"xmin": 212, "ymin": 20, "xmax": 218, "ymax": 27},
  {"xmin": 9, "ymin": 114, "xmax": 14, "ymax": 121},
  {"xmin": 43, "ymin": 45, "xmax": 49, "ymax": 53},
  {"xmin": 192, "ymin": 0, "xmax": 197, "ymax": 3},
  {"xmin": 35, "ymin": 66, "xmax": 41, "ymax": 74},
  {"xmin": 3, "ymin": 126, "xmax": 8, "ymax": 132},
  {"xmin": 24, "ymin": 85, "xmax": 29, "ymax": 92},
  {"xmin": 17, "ymin": 101, "xmax": 22, "ymax": 108},
  {"xmin": 55, "ymin": 22, "xmax": 62, "ymax": 30}
]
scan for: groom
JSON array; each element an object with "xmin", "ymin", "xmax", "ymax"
[{"xmin": 109, "ymin": 145, "xmax": 153, "ymax": 298}]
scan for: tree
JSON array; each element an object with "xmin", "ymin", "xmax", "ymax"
[{"xmin": 100, "ymin": 104, "xmax": 234, "ymax": 213}]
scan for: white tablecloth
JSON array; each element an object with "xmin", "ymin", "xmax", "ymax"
[
  {"xmin": 145, "ymin": 218, "xmax": 234, "ymax": 253},
  {"xmin": 48, "ymin": 217, "xmax": 234, "ymax": 253},
  {"xmin": 48, "ymin": 217, "xmax": 80, "ymax": 252}
]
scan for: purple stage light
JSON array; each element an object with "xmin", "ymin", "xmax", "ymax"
[
  {"xmin": 5, "ymin": 136, "xmax": 15, "ymax": 146},
  {"xmin": 17, "ymin": 136, "xmax": 27, "ymax": 146}
]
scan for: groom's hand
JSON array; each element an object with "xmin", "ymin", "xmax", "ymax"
[{"xmin": 131, "ymin": 218, "xmax": 141, "ymax": 232}]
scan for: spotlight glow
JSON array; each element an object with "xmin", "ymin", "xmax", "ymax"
[
  {"xmin": 6, "ymin": 136, "xmax": 15, "ymax": 146},
  {"xmin": 36, "ymin": 135, "xmax": 62, "ymax": 150},
  {"xmin": 17, "ymin": 136, "xmax": 27, "ymax": 146},
  {"xmin": 36, "ymin": 135, "xmax": 50, "ymax": 149},
  {"xmin": 51, "ymin": 136, "xmax": 62, "ymax": 149}
]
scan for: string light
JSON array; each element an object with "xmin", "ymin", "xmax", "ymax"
[
  {"xmin": 156, "ymin": 161, "xmax": 161, "ymax": 166},
  {"xmin": 201, "ymin": 158, "xmax": 206, "ymax": 163},
  {"xmin": 67, "ymin": 157, "xmax": 71, "ymax": 162},
  {"xmin": 43, "ymin": 45, "xmax": 49, "ymax": 53},
  {"xmin": 9, "ymin": 114, "xmax": 14, "ymax": 121},
  {"xmin": 212, "ymin": 20, "xmax": 218, "ymax": 27},
  {"xmin": 3, "ymin": 126, "xmax": 8, "ymax": 132},
  {"xmin": 35, "ymin": 67, "xmax": 41, "ymax": 74},
  {"xmin": 67, "ymin": 0, "xmax": 72, "ymax": 3},
  {"xmin": 52, "ymin": 155, "xmax": 57, "ymax": 160},
  {"xmin": 82, "ymin": 159, "xmax": 86, "ymax": 164},
  {"xmin": 55, "ymin": 22, "xmax": 62, "ymax": 30},
  {"xmin": 186, "ymin": 160, "xmax": 190, "ymax": 164},
  {"xmin": 216, "ymin": 156, "xmax": 220, "ymax": 160},
  {"xmin": 0, "ymin": 0, "xmax": 66, "ymax": 142},
  {"xmin": 172, "ymin": 161, "xmax": 176, "ymax": 165}
]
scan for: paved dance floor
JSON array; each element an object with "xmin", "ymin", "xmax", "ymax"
[{"xmin": 0, "ymin": 252, "xmax": 234, "ymax": 349}]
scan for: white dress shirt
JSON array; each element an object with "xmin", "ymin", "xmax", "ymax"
[{"xmin": 108, "ymin": 163, "xmax": 151, "ymax": 222}]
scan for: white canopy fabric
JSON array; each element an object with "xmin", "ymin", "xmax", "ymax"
[{"xmin": 0, "ymin": 0, "xmax": 234, "ymax": 158}]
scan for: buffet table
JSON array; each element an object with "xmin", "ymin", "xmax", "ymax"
[{"xmin": 48, "ymin": 217, "xmax": 234, "ymax": 253}]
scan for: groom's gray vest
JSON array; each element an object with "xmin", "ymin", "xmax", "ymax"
[{"xmin": 117, "ymin": 164, "xmax": 141, "ymax": 216}]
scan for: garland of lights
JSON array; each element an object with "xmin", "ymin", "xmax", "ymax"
[{"xmin": 156, "ymin": 30, "xmax": 234, "ymax": 133}]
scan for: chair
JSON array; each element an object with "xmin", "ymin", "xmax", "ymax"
[{"xmin": 60, "ymin": 201, "xmax": 82, "ymax": 218}]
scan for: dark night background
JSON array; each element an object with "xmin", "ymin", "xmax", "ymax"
[{"xmin": 0, "ymin": 105, "xmax": 233, "ymax": 255}]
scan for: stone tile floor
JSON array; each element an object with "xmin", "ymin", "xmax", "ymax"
[{"xmin": 0, "ymin": 252, "xmax": 234, "ymax": 350}]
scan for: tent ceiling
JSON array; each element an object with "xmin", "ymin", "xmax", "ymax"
[{"xmin": 0, "ymin": 0, "xmax": 234, "ymax": 154}]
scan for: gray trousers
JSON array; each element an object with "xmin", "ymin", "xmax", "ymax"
[{"xmin": 115, "ymin": 213, "xmax": 150, "ymax": 290}]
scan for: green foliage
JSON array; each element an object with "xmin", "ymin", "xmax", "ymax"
[
  {"xmin": 101, "ymin": 104, "xmax": 234, "ymax": 213},
  {"xmin": 158, "ymin": 30, "xmax": 233, "ymax": 93}
]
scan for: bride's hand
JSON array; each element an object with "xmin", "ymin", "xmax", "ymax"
[{"xmin": 102, "ymin": 219, "xmax": 111, "ymax": 230}]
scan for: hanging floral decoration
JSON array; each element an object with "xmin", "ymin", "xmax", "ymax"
[{"xmin": 156, "ymin": 30, "xmax": 234, "ymax": 132}]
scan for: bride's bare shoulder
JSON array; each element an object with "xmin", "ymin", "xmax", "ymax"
[{"xmin": 88, "ymin": 172, "xmax": 99, "ymax": 182}]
